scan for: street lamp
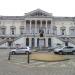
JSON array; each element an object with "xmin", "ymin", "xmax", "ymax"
[
  {"xmin": 7, "ymin": 38, "xmax": 13, "ymax": 60},
  {"xmin": 7, "ymin": 38, "xmax": 13, "ymax": 48}
]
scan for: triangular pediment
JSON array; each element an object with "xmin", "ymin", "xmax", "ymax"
[{"xmin": 24, "ymin": 9, "xmax": 52, "ymax": 18}]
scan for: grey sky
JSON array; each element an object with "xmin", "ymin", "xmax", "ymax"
[{"xmin": 0, "ymin": 0, "xmax": 75, "ymax": 16}]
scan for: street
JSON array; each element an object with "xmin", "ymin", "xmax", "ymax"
[{"xmin": 0, "ymin": 49, "xmax": 75, "ymax": 75}]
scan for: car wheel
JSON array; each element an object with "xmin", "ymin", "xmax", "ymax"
[
  {"xmin": 12, "ymin": 51, "xmax": 15, "ymax": 55},
  {"xmin": 59, "ymin": 51, "xmax": 63, "ymax": 55},
  {"xmin": 72, "ymin": 51, "xmax": 75, "ymax": 55},
  {"xmin": 54, "ymin": 52, "xmax": 58, "ymax": 54}
]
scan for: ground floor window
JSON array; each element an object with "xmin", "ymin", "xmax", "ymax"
[
  {"xmin": 32, "ymin": 38, "xmax": 35, "ymax": 47},
  {"xmin": 37, "ymin": 38, "xmax": 39, "ymax": 47},
  {"xmin": 48, "ymin": 38, "xmax": 51, "ymax": 47},
  {"xmin": 26, "ymin": 38, "xmax": 29, "ymax": 46},
  {"xmin": 65, "ymin": 42, "xmax": 68, "ymax": 46}
]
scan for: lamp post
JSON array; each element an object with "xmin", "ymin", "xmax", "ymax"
[
  {"xmin": 7, "ymin": 38, "xmax": 13, "ymax": 60},
  {"xmin": 7, "ymin": 38, "xmax": 13, "ymax": 48}
]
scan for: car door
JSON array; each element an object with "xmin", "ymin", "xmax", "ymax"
[
  {"xmin": 15, "ymin": 48, "xmax": 21, "ymax": 53},
  {"xmin": 19, "ymin": 48, "xmax": 26, "ymax": 53},
  {"xmin": 63, "ymin": 47, "xmax": 69, "ymax": 52},
  {"xmin": 67, "ymin": 46, "xmax": 74, "ymax": 52},
  {"xmin": 64, "ymin": 46, "xmax": 73, "ymax": 52}
]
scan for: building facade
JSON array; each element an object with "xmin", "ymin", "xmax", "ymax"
[{"xmin": 0, "ymin": 9, "xmax": 75, "ymax": 48}]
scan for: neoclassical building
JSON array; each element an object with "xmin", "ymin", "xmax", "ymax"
[{"xmin": 0, "ymin": 9, "xmax": 75, "ymax": 48}]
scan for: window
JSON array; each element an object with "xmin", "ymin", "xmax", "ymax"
[
  {"xmin": 11, "ymin": 28, "xmax": 15, "ymax": 35},
  {"xmin": 37, "ymin": 20, "xmax": 40, "ymax": 25},
  {"xmin": 53, "ymin": 26, "xmax": 57, "ymax": 35},
  {"xmin": 61, "ymin": 29, "xmax": 65, "ymax": 35},
  {"xmin": 20, "ymin": 26, "xmax": 24, "ymax": 35},
  {"xmin": 26, "ymin": 38, "xmax": 29, "ymax": 46},
  {"xmin": 67, "ymin": 46, "xmax": 73, "ymax": 48},
  {"xmin": 42, "ymin": 20, "xmax": 46, "ymax": 25},
  {"xmin": 37, "ymin": 38, "xmax": 39, "ymax": 47},
  {"xmin": 39, "ymin": 29, "xmax": 44, "ymax": 37},
  {"xmin": 47, "ymin": 20, "xmax": 51, "ymax": 25},
  {"xmin": 48, "ymin": 38, "xmax": 51, "ymax": 47},
  {"xmin": 60, "ymin": 26, "xmax": 66, "ymax": 35},
  {"xmin": 31, "ymin": 20, "xmax": 35, "ymax": 25},
  {"xmin": 70, "ymin": 28, "xmax": 75, "ymax": 35},
  {"xmin": 32, "ymin": 38, "xmax": 35, "ymax": 47},
  {"xmin": 1, "ymin": 28, "xmax": 6, "ymax": 35},
  {"xmin": 26, "ymin": 20, "xmax": 30, "ymax": 25}
]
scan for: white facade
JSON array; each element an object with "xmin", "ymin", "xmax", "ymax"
[{"xmin": 0, "ymin": 9, "xmax": 75, "ymax": 48}]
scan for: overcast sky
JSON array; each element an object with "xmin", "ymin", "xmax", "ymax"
[{"xmin": 0, "ymin": 0, "xmax": 75, "ymax": 16}]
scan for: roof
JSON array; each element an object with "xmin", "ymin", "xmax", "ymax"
[{"xmin": 0, "ymin": 9, "xmax": 74, "ymax": 20}]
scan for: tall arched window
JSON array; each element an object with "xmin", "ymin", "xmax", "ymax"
[
  {"xmin": 10, "ymin": 26, "xmax": 16, "ymax": 35},
  {"xmin": 69, "ymin": 26, "xmax": 75, "ymax": 35},
  {"xmin": 37, "ymin": 38, "xmax": 39, "ymax": 47},
  {"xmin": 0, "ymin": 26, "xmax": 6, "ymax": 35},
  {"xmin": 48, "ymin": 38, "xmax": 51, "ymax": 47},
  {"xmin": 60, "ymin": 26, "xmax": 66, "ymax": 35},
  {"xmin": 32, "ymin": 38, "xmax": 35, "ymax": 47},
  {"xmin": 20, "ymin": 26, "xmax": 24, "ymax": 35},
  {"xmin": 53, "ymin": 26, "xmax": 57, "ymax": 35},
  {"xmin": 26, "ymin": 38, "xmax": 29, "ymax": 46}
]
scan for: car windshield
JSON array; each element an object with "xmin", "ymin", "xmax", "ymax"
[{"xmin": 56, "ymin": 46, "xmax": 63, "ymax": 49}]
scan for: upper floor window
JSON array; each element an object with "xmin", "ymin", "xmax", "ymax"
[
  {"xmin": 1, "ymin": 28, "xmax": 6, "ymax": 35},
  {"xmin": 31, "ymin": 20, "xmax": 35, "ymax": 25},
  {"xmin": 42, "ymin": 20, "xmax": 46, "ymax": 25},
  {"xmin": 60, "ymin": 26, "xmax": 66, "ymax": 35},
  {"xmin": 10, "ymin": 26, "xmax": 16, "ymax": 35},
  {"xmin": 53, "ymin": 26, "xmax": 57, "ymax": 35},
  {"xmin": 26, "ymin": 20, "xmax": 30, "ymax": 25},
  {"xmin": 37, "ymin": 20, "xmax": 40, "ymax": 25},
  {"xmin": 47, "ymin": 20, "xmax": 51, "ymax": 25},
  {"xmin": 0, "ymin": 21, "xmax": 1, "ymax": 25},
  {"xmin": 11, "ymin": 28, "xmax": 15, "ymax": 35},
  {"xmin": 20, "ymin": 26, "xmax": 24, "ymax": 35},
  {"xmin": 69, "ymin": 26, "xmax": 75, "ymax": 35}
]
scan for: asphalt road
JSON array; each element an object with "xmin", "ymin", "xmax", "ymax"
[{"xmin": 0, "ymin": 49, "xmax": 75, "ymax": 75}]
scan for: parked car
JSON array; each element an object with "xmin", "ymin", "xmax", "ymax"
[
  {"xmin": 10, "ymin": 47, "xmax": 31, "ymax": 55},
  {"xmin": 48, "ymin": 47, "xmax": 56, "ymax": 52},
  {"xmin": 53, "ymin": 46, "xmax": 75, "ymax": 55}
]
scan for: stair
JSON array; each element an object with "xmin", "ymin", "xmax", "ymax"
[
  {"xmin": 0, "ymin": 39, "xmax": 7, "ymax": 45},
  {"xmin": 55, "ymin": 35, "xmax": 75, "ymax": 45},
  {"xmin": 0, "ymin": 34, "xmax": 27, "ymax": 46}
]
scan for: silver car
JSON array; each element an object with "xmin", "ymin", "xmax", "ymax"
[
  {"xmin": 10, "ymin": 47, "xmax": 31, "ymax": 55},
  {"xmin": 54, "ymin": 46, "xmax": 75, "ymax": 55}
]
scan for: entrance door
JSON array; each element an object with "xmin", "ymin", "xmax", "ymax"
[
  {"xmin": 48, "ymin": 38, "xmax": 51, "ymax": 47},
  {"xmin": 39, "ymin": 39, "xmax": 45, "ymax": 47}
]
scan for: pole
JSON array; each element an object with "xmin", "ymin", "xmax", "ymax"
[
  {"xmin": 27, "ymin": 51, "xmax": 30, "ymax": 64},
  {"xmin": 8, "ymin": 52, "xmax": 11, "ymax": 60}
]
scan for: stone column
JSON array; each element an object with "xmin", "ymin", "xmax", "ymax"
[
  {"xmin": 30, "ymin": 20, "xmax": 31, "ymax": 33},
  {"xmin": 29, "ymin": 37, "xmax": 31, "ymax": 47},
  {"xmin": 24, "ymin": 21, "xmax": 26, "ymax": 34},
  {"xmin": 24, "ymin": 37, "xmax": 26, "ymax": 47},
  {"xmin": 35, "ymin": 38, "xmax": 37, "ymax": 47},
  {"xmin": 35, "ymin": 20, "xmax": 37, "ymax": 33},
  {"xmin": 51, "ymin": 20, "xmax": 54, "ymax": 35},
  {"xmin": 40, "ymin": 20, "xmax": 42, "ymax": 28},
  {"xmin": 46, "ymin": 20, "xmax": 47, "ymax": 34},
  {"xmin": 45, "ymin": 37, "xmax": 48, "ymax": 47}
]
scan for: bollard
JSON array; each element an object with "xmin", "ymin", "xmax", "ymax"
[
  {"xmin": 8, "ymin": 52, "xmax": 11, "ymax": 60},
  {"xmin": 27, "ymin": 51, "xmax": 30, "ymax": 64}
]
